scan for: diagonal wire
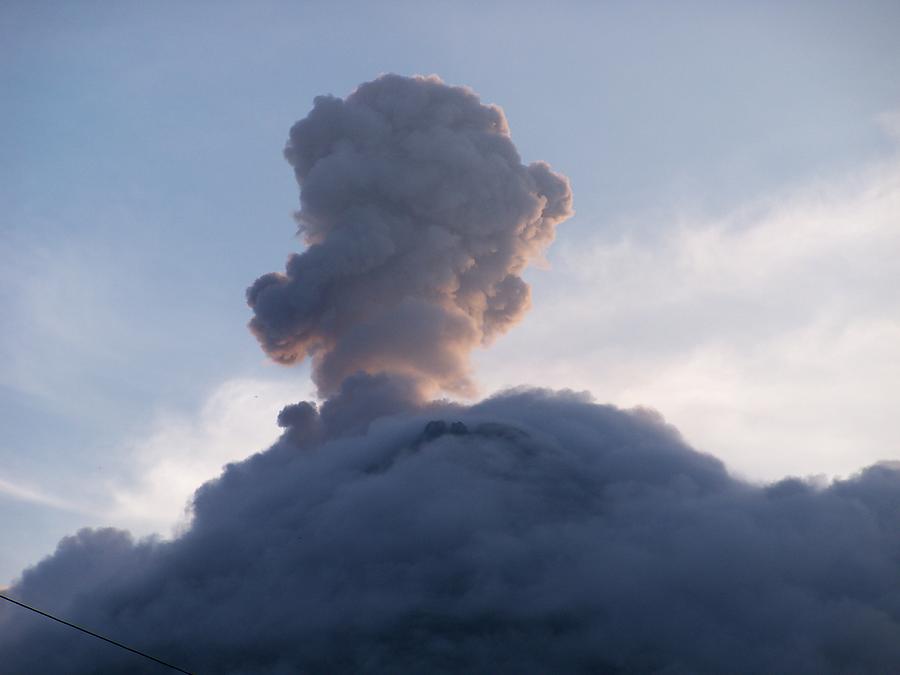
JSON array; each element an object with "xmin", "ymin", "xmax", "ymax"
[{"xmin": 0, "ymin": 592, "xmax": 193, "ymax": 674}]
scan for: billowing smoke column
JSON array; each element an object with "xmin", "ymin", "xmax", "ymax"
[
  {"xmin": 2, "ymin": 76, "xmax": 900, "ymax": 674},
  {"xmin": 246, "ymin": 74, "xmax": 573, "ymax": 397},
  {"xmin": 4, "ymin": 393, "xmax": 900, "ymax": 674}
]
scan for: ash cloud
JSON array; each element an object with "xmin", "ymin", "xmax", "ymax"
[
  {"xmin": 3, "ymin": 387, "xmax": 900, "ymax": 674},
  {"xmin": 3, "ymin": 76, "xmax": 900, "ymax": 674},
  {"xmin": 246, "ymin": 74, "xmax": 573, "ymax": 397}
]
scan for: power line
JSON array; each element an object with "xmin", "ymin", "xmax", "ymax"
[{"xmin": 0, "ymin": 592, "xmax": 193, "ymax": 674}]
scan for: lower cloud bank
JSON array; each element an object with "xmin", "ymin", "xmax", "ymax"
[{"xmin": 2, "ymin": 380, "xmax": 899, "ymax": 674}]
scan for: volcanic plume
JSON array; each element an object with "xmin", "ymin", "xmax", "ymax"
[
  {"xmin": 2, "ymin": 76, "xmax": 899, "ymax": 675},
  {"xmin": 247, "ymin": 74, "xmax": 573, "ymax": 397}
]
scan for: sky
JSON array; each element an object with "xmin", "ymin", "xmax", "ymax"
[{"xmin": 1, "ymin": 0, "xmax": 899, "ymax": 588}]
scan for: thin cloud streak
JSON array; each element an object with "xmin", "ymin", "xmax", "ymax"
[{"xmin": 0, "ymin": 475, "xmax": 87, "ymax": 514}]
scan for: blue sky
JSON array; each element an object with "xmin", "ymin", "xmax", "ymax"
[{"xmin": 2, "ymin": 0, "xmax": 899, "ymax": 584}]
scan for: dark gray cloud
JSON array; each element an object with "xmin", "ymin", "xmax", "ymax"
[
  {"xmin": 246, "ymin": 74, "xmax": 573, "ymax": 397},
  {"xmin": 3, "ymin": 384, "xmax": 900, "ymax": 674}
]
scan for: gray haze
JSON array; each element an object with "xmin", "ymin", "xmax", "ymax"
[{"xmin": 247, "ymin": 75, "xmax": 573, "ymax": 397}]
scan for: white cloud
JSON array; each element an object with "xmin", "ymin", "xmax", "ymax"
[
  {"xmin": 478, "ymin": 153, "xmax": 900, "ymax": 481},
  {"xmin": 104, "ymin": 377, "xmax": 309, "ymax": 537}
]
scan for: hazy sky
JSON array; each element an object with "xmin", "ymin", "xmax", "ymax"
[{"xmin": 2, "ymin": 0, "xmax": 899, "ymax": 584}]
